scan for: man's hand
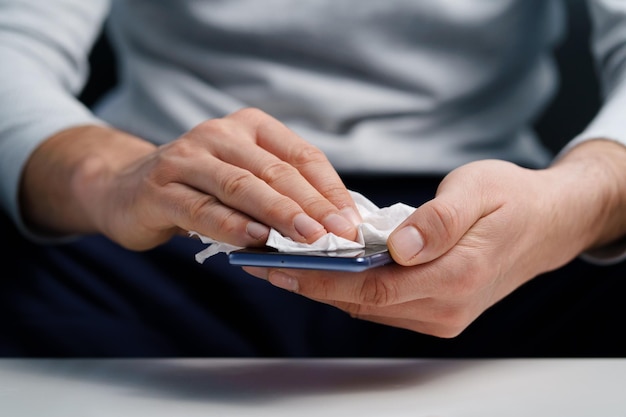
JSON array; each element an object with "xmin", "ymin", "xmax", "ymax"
[
  {"xmin": 244, "ymin": 140, "xmax": 626, "ymax": 337},
  {"xmin": 20, "ymin": 108, "xmax": 361, "ymax": 250}
]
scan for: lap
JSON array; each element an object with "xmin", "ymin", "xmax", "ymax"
[
  {"xmin": 1, "ymin": 176, "xmax": 625, "ymax": 357},
  {"xmin": 0, "ymin": 215, "xmax": 411, "ymax": 357}
]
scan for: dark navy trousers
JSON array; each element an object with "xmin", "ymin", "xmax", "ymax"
[{"xmin": 2, "ymin": 176, "xmax": 625, "ymax": 357}]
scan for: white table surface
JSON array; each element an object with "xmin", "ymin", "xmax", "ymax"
[{"xmin": 1, "ymin": 358, "xmax": 625, "ymax": 416}]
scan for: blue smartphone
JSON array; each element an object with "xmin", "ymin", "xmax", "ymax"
[{"xmin": 228, "ymin": 244, "xmax": 393, "ymax": 272}]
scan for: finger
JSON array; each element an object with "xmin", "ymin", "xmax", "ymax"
[
  {"xmin": 257, "ymin": 237, "xmax": 485, "ymax": 305},
  {"xmin": 247, "ymin": 265, "xmax": 485, "ymax": 339},
  {"xmin": 254, "ymin": 276, "xmax": 474, "ymax": 338},
  {"xmin": 213, "ymin": 139, "xmax": 359, "ymax": 240},
  {"xmin": 331, "ymin": 296, "xmax": 482, "ymax": 338},
  {"xmin": 177, "ymin": 155, "xmax": 329, "ymax": 243},
  {"xmin": 387, "ymin": 174, "xmax": 487, "ymax": 266},
  {"xmin": 241, "ymin": 266, "xmax": 270, "ymax": 279},
  {"xmin": 161, "ymin": 183, "xmax": 272, "ymax": 247},
  {"xmin": 261, "ymin": 263, "xmax": 442, "ymax": 305},
  {"xmin": 241, "ymin": 266, "xmax": 436, "ymax": 315},
  {"xmin": 227, "ymin": 109, "xmax": 362, "ymax": 228}
]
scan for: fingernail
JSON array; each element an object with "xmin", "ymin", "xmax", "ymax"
[
  {"xmin": 294, "ymin": 213, "xmax": 325, "ymax": 239},
  {"xmin": 340, "ymin": 207, "xmax": 362, "ymax": 225},
  {"xmin": 247, "ymin": 221, "xmax": 270, "ymax": 240},
  {"xmin": 269, "ymin": 272, "xmax": 299, "ymax": 292},
  {"xmin": 323, "ymin": 213, "xmax": 355, "ymax": 237},
  {"xmin": 390, "ymin": 226, "xmax": 424, "ymax": 262}
]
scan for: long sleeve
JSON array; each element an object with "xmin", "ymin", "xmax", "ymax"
[
  {"xmin": 562, "ymin": 1, "xmax": 626, "ymax": 151},
  {"xmin": 557, "ymin": 0, "xmax": 626, "ymax": 263},
  {"xmin": 0, "ymin": 0, "xmax": 110, "ymax": 232}
]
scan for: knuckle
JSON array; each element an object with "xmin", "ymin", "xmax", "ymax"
[
  {"xmin": 298, "ymin": 194, "xmax": 336, "ymax": 218},
  {"xmin": 185, "ymin": 194, "xmax": 215, "ymax": 220},
  {"xmin": 193, "ymin": 118, "xmax": 221, "ymax": 134},
  {"xmin": 229, "ymin": 107, "xmax": 269, "ymax": 126},
  {"xmin": 184, "ymin": 195, "xmax": 243, "ymax": 237},
  {"xmin": 321, "ymin": 183, "xmax": 351, "ymax": 201},
  {"xmin": 357, "ymin": 275, "xmax": 399, "ymax": 307},
  {"xmin": 290, "ymin": 143, "xmax": 328, "ymax": 166},
  {"xmin": 215, "ymin": 210, "xmax": 243, "ymax": 236},
  {"xmin": 249, "ymin": 196, "xmax": 306, "ymax": 234},
  {"xmin": 235, "ymin": 107, "xmax": 267, "ymax": 119},
  {"xmin": 194, "ymin": 117, "xmax": 239, "ymax": 140},
  {"xmin": 314, "ymin": 276, "xmax": 338, "ymax": 300},
  {"xmin": 427, "ymin": 203, "xmax": 461, "ymax": 242},
  {"xmin": 259, "ymin": 160, "xmax": 298, "ymax": 185},
  {"xmin": 258, "ymin": 195, "xmax": 298, "ymax": 219},
  {"xmin": 219, "ymin": 171, "xmax": 255, "ymax": 197}
]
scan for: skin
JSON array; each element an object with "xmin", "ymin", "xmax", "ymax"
[
  {"xmin": 19, "ymin": 108, "xmax": 361, "ymax": 250},
  {"xmin": 20, "ymin": 106, "xmax": 626, "ymax": 338},
  {"xmin": 244, "ymin": 139, "xmax": 626, "ymax": 338}
]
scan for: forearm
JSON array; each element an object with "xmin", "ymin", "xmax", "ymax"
[
  {"xmin": 548, "ymin": 139, "xmax": 626, "ymax": 261},
  {"xmin": 0, "ymin": 0, "xmax": 112, "ymax": 237},
  {"xmin": 20, "ymin": 124, "xmax": 156, "ymax": 237}
]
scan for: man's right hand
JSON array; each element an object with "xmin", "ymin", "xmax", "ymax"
[{"xmin": 20, "ymin": 108, "xmax": 361, "ymax": 250}]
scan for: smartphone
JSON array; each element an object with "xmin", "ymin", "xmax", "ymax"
[{"xmin": 228, "ymin": 244, "xmax": 393, "ymax": 272}]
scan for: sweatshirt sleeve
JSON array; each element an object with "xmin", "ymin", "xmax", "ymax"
[
  {"xmin": 556, "ymin": 0, "xmax": 626, "ymax": 264},
  {"xmin": 0, "ymin": 0, "xmax": 111, "ymax": 238}
]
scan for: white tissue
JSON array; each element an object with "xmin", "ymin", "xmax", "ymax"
[{"xmin": 191, "ymin": 191, "xmax": 416, "ymax": 264}]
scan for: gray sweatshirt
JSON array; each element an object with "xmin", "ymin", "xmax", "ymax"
[{"xmin": 1, "ymin": 0, "xmax": 626, "ymax": 235}]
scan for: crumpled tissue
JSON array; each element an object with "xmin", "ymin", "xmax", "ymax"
[{"xmin": 191, "ymin": 191, "xmax": 416, "ymax": 264}]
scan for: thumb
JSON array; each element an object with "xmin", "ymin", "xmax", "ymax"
[{"xmin": 387, "ymin": 180, "xmax": 485, "ymax": 266}]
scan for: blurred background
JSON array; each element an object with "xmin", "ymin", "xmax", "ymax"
[
  {"xmin": 78, "ymin": 0, "xmax": 601, "ymax": 155},
  {"xmin": 0, "ymin": 1, "xmax": 602, "ymax": 237}
]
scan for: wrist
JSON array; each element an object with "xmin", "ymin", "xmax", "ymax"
[
  {"xmin": 548, "ymin": 139, "xmax": 626, "ymax": 256},
  {"xmin": 71, "ymin": 126, "xmax": 157, "ymax": 235},
  {"xmin": 21, "ymin": 124, "xmax": 156, "ymax": 236}
]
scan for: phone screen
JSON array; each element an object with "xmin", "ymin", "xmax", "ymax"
[{"xmin": 228, "ymin": 244, "xmax": 393, "ymax": 272}]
